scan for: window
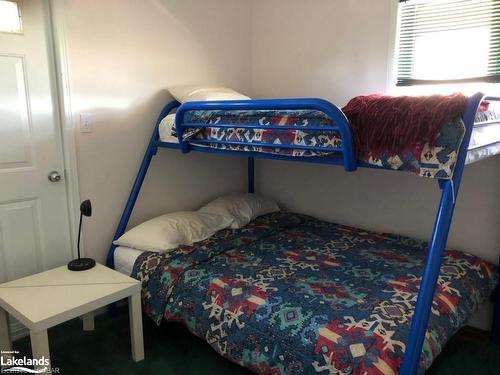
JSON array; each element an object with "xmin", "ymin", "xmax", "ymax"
[
  {"xmin": 395, "ymin": 0, "xmax": 500, "ymax": 86},
  {"xmin": 0, "ymin": 1, "xmax": 22, "ymax": 33}
]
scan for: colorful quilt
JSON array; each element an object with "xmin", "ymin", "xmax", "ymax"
[
  {"xmin": 177, "ymin": 109, "xmax": 467, "ymax": 179},
  {"xmin": 179, "ymin": 109, "xmax": 342, "ymax": 157},
  {"xmin": 132, "ymin": 212, "xmax": 497, "ymax": 375}
]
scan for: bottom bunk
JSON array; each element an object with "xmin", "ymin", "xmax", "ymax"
[{"xmin": 116, "ymin": 211, "xmax": 497, "ymax": 375}]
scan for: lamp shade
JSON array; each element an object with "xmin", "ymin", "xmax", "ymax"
[{"xmin": 80, "ymin": 199, "xmax": 92, "ymax": 217}]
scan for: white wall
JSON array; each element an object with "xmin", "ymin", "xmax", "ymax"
[
  {"xmin": 251, "ymin": 0, "xmax": 499, "ymax": 264},
  {"xmin": 62, "ymin": 0, "xmax": 253, "ymax": 263},
  {"xmin": 251, "ymin": 0, "xmax": 395, "ymax": 104}
]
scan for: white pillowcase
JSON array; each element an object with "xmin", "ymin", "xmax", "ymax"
[
  {"xmin": 113, "ymin": 211, "xmax": 233, "ymax": 252},
  {"xmin": 169, "ymin": 85, "xmax": 250, "ymax": 103},
  {"xmin": 198, "ymin": 194, "xmax": 279, "ymax": 229},
  {"xmin": 158, "ymin": 113, "xmax": 178, "ymax": 143}
]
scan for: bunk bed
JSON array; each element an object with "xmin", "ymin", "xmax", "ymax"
[{"xmin": 106, "ymin": 92, "xmax": 500, "ymax": 375}]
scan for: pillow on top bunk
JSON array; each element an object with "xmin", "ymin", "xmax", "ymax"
[
  {"xmin": 113, "ymin": 211, "xmax": 233, "ymax": 252},
  {"xmin": 198, "ymin": 194, "xmax": 279, "ymax": 229},
  {"xmin": 158, "ymin": 113, "xmax": 178, "ymax": 143},
  {"xmin": 169, "ymin": 85, "xmax": 250, "ymax": 103}
]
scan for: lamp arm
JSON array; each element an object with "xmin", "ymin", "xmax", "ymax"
[{"xmin": 77, "ymin": 212, "xmax": 83, "ymax": 260}]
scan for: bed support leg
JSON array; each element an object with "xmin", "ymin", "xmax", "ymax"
[
  {"xmin": 105, "ymin": 101, "xmax": 180, "ymax": 270},
  {"xmin": 105, "ymin": 138, "xmax": 158, "ymax": 270},
  {"xmin": 104, "ymin": 136, "xmax": 157, "ymax": 316},
  {"xmin": 400, "ymin": 181, "xmax": 455, "ymax": 374},
  {"xmin": 400, "ymin": 92, "xmax": 483, "ymax": 375}
]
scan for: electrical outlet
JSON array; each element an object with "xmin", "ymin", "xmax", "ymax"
[{"xmin": 80, "ymin": 113, "xmax": 92, "ymax": 133}]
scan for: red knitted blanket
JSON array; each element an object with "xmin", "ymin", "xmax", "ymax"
[{"xmin": 341, "ymin": 93, "xmax": 469, "ymax": 158}]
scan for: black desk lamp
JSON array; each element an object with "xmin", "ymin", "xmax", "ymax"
[{"xmin": 68, "ymin": 200, "xmax": 96, "ymax": 271}]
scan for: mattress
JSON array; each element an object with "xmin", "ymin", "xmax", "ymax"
[
  {"xmin": 131, "ymin": 211, "xmax": 498, "ymax": 375},
  {"xmin": 114, "ymin": 246, "xmax": 143, "ymax": 276},
  {"xmin": 466, "ymin": 106, "xmax": 500, "ymax": 164},
  {"xmin": 466, "ymin": 121, "xmax": 500, "ymax": 164},
  {"xmin": 159, "ymin": 111, "xmax": 500, "ymax": 147},
  {"xmin": 158, "ymin": 108, "xmax": 500, "ymax": 177},
  {"xmin": 158, "ymin": 110, "xmax": 340, "ymax": 157}
]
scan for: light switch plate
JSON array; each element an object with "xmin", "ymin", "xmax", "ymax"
[{"xmin": 80, "ymin": 113, "xmax": 92, "ymax": 133}]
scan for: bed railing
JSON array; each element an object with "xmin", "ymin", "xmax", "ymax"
[{"xmin": 174, "ymin": 98, "xmax": 357, "ymax": 172}]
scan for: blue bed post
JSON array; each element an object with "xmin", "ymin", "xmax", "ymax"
[
  {"xmin": 399, "ymin": 93, "xmax": 483, "ymax": 375},
  {"xmin": 248, "ymin": 157, "xmax": 255, "ymax": 193},
  {"xmin": 105, "ymin": 100, "xmax": 180, "ymax": 269}
]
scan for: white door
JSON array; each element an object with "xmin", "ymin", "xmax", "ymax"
[{"xmin": 0, "ymin": 0, "xmax": 72, "ymax": 282}]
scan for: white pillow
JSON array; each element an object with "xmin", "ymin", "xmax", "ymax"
[
  {"xmin": 198, "ymin": 194, "xmax": 279, "ymax": 229},
  {"xmin": 113, "ymin": 211, "xmax": 233, "ymax": 252},
  {"xmin": 158, "ymin": 113, "xmax": 178, "ymax": 142},
  {"xmin": 169, "ymin": 85, "xmax": 250, "ymax": 103}
]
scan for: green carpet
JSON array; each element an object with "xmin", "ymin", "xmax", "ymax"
[{"xmin": 13, "ymin": 308, "xmax": 500, "ymax": 374}]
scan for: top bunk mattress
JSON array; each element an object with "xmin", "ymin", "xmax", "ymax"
[
  {"xmin": 466, "ymin": 106, "xmax": 500, "ymax": 164},
  {"xmin": 159, "ymin": 106, "xmax": 500, "ymax": 178}
]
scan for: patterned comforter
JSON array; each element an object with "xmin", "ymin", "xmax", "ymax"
[
  {"xmin": 179, "ymin": 110, "xmax": 465, "ymax": 179},
  {"xmin": 132, "ymin": 212, "xmax": 497, "ymax": 375},
  {"xmin": 181, "ymin": 109, "xmax": 342, "ymax": 157}
]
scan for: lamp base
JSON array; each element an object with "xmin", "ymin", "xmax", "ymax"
[{"xmin": 67, "ymin": 258, "xmax": 96, "ymax": 271}]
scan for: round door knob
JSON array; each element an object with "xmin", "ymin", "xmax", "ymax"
[{"xmin": 48, "ymin": 171, "xmax": 62, "ymax": 182}]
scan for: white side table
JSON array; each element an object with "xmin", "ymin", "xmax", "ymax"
[{"xmin": 0, "ymin": 264, "xmax": 144, "ymax": 374}]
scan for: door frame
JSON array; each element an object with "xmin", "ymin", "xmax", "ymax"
[{"xmin": 47, "ymin": 0, "xmax": 82, "ymax": 260}]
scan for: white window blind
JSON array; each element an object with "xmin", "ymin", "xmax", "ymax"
[{"xmin": 396, "ymin": 0, "xmax": 500, "ymax": 86}]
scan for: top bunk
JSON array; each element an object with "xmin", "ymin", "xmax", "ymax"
[{"xmin": 151, "ymin": 92, "xmax": 500, "ymax": 180}]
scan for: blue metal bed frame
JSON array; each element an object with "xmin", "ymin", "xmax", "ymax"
[{"xmin": 106, "ymin": 92, "xmax": 498, "ymax": 375}]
